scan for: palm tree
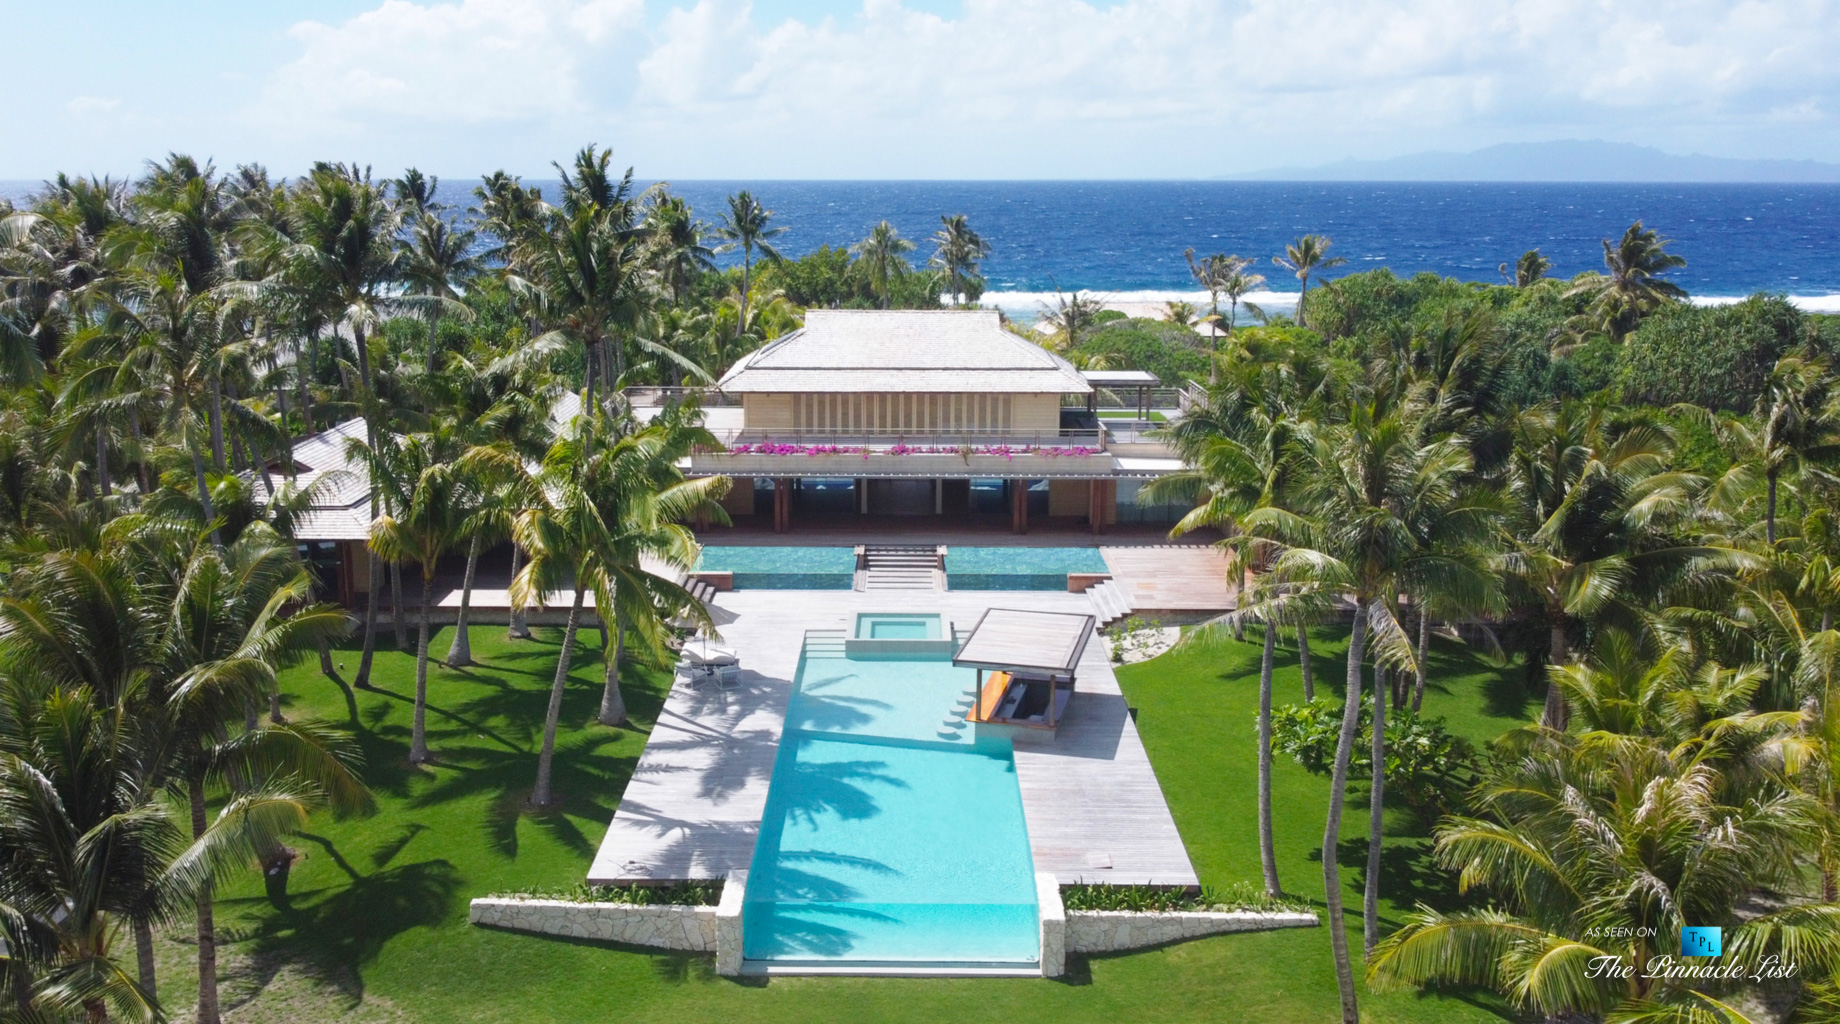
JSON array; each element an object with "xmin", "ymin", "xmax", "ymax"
[
  {"xmin": 1235, "ymin": 384, "xmax": 1497, "ymax": 1022},
  {"xmin": 1498, "ymin": 248, "xmax": 1550, "ymax": 287},
  {"xmin": 1184, "ymin": 250, "xmax": 1249, "ymax": 341},
  {"xmin": 397, "ymin": 186, "xmax": 481, "ymax": 375},
  {"xmin": 510, "ymin": 201, "xmax": 643, "ymax": 407},
  {"xmin": 510, "ymin": 408, "xmax": 726, "ymax": 805},
  {"xmin": 1216, "ymin": 261, "xmax": 1265, "ymax": 342},
  {"xmin": 1685, "ymin": 354, "xmax": 1840, "ymax": 547},
  {"xmin": 1564, "ymin": 221, "xmax": 1688, "ymax": 345},
  {"xmin": 1272, "ymin": 235, "xmax": 1346, "ymax": 329},
  {"xmin": 1369, "ymin": 717, "xmax": 1822, "ymax": 1022},
  {"xmin": 1037, "ymin": 288, "xmax": 1105, "ymax": 350},
  {"xmin": 930, "ymin": 215, "xmax": 990, "ymax": 307},
  {"xmin": 643, "ymin": 192, "xmax": 717, "ymax": 307},
  {"xmin": 360, "ymin": 427, "xmax": 471, "ymax": 764},
  {"xmin": 282, "ymin": 162, "xmax": 406, "ymax": 689},
  {"xmin": 713, "ymin": 191, "xmax": 785, "ymax": 331},
  {"xmin": 850, "ymin": 221, "xmax": 915, "ymax": 310}
]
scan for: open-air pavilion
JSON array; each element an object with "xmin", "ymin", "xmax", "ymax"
[{"xmin": 955, "ymin": 607, "xmax": 1096, "ymax": 731}]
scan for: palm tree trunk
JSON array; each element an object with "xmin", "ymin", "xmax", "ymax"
[
  {"xmin": 532, "ymin": 587, "xmax": 586, "ymax": 808},
  {"xmin": 129, "ymin": 406, "xmax": 150, "ymax": 493},
  {"xmin": 209, "ymin": 374, "xmax": 227, "ymax": 472},
  {"xmin": 1768, "ymin": 471, "xmax": 1779, "ymax": 545},
  {"xmin": 1299, "ymin": 628, "xmax": 1315, "ymax": 701},
  {"xmin": 1411, "ymin": 612, "xmax": 1430, "ymax": 712},
  {"xmin": 1297, "ymin": 274, "xmax": 1310, "ymax": 328},
  {"xmin": 410, "ymin": 571, "xmax": 435, "ymax": 763},
  {"xmin": 355, "ymin": 543, "xmax": 382, "ymax": 688},
  {"xmin": 1257, "ymin": 621, "xmax": 1281, "ymax": 897},
  {"xmin": 508, "ymin": 545, "xmax": 531, "ymax": 640},
  {"xmin": 1364, "ymin": 666, "xmax": 1386, "ymax": 956},
  {"xmin": 1542, "ymin": 618, "xmax": 1568, "ymax": 730},
  {"xmin": 1324, "ymin": 597, "xmax": 1365, "ymax": 1024},
  {"xmin": 191, "ymin": 442, "xmax": 224, "ymax": 548},
  {"xmin": 134, "ymin": 917, "xmax": 157, "ymax": 1003},
  {"xmin": 298, "ymin": 333, "xmax": 316, "ymax": 437},
  {"xmin": 600, "ymin": 618, "xmax": 627, "ymax": 726},
  {"xmin": 447, "ymin": 533, "xmax": 481, "ymax": 666},
  {"xmin": 189, "ymin": 776, "xmax": 221, "ymax": 1024},
  {"xmin": 95, "ymin": 425, "xmax": 111, "ymax": 497},
  {"xmin": 391, "ymin": 560, "xmax": 409, "ymax": 651}
]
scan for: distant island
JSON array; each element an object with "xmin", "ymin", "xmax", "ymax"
[{"xmin": 1228, "ymin": 139, "xmax": 1840, "ymax": 183}]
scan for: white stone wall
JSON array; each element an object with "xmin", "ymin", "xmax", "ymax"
[
  {"xmin": 468, "ymin": 898, "xmax": 719, "ymax": 951},
  {"xmin": 1036, "ymin": 874, "xmax": 1066, "ymax": 978},
  {"xmin": 1065, "ymin": 910, "xmax": 1318, "ymax": 955},
  {"xmin": 715, "ymin": 870, "xmax": 747, "ymax": 977}
]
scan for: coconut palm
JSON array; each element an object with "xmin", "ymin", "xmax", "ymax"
[
  {"xmin": 1565, "ymin": 221, "xmax": 1688, "ymax": 345},
  {"xmin": 1037, "ymin": 288, "xmax": 1105, "ymax": 351},
  {"xmin": 360, "ymin": 427, "xmax": 472, "ymax": 764},
  {"xmin": 472, "ymin": 171, "xmax": 545, "ymax": 272},
  {"xmin": 1369, "ymin": 719, "xmax": 1826, "ymax": 1022},
  {"xmin": 1498, "ymin": 248, "xmax": 1550, "ymax": 287},
  {"xmin": 930, "ymin": 215, "xmax": 990, "ymax": 307},
  {"xmin": 398, "ymin": 194, "xmax": 481, "ymax": 375},
  {"xmin": 1272, "ymin": 235, "xmax": 1346, "ymax": 329},
  {"xmin": 1234, "ymin": 383, "xmax": 1498, "ymax": 1022},
  {"xmin": 510, "ymin": 202, "xmax": 642, "ymax": 407},
  {"xmin": 713, "ymin": 191, "xmax": 785, "ymax": 330},
  {"xmin": 1184, "ymin": 250, "xmax": 1249, "ymax": 342},
  {"xmin": 643, "ymin": 192, "xmax": 717, "ymax": 307},
  {"xmin": 1685, "ymin": 354, "xmax": 1840, "ymax": 547},
  {"xmin": 850, "ymin": 221, "xmax": 915, "ymax": 310},
  {"xmin": 509, "ymin": 407, "xmax": 727, "ymax": 805},
  {"xmin": 1216, "ymin": 261, "xmax": 1266, "ymax": 342}
]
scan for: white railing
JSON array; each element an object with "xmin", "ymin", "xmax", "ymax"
[{"xmin": 718, "ymin": 428, "xmax": 1106, "ymax": 451}]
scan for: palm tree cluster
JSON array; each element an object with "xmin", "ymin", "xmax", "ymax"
[
  {"xmin": 0, "ymin": 147, "xmax": 773, "ymax": 1020},
  {"xmin": 1157, "ymin": 293, "xmax": 1840, "ymax": 1020}
]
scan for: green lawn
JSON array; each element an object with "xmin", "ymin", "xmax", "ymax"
[{"xmin": 149, "ymin": 622, "xmax": 1534, "ymax": 1024}]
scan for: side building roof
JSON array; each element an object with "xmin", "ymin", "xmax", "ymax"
[{"xmin": 716, "ymin": 309, "xmax": 1091, "ymax": 394}]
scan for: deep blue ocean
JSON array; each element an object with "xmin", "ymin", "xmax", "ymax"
[{"xmin": 7, "ymin": 178, "xmax": 1836, "ymax": 310}]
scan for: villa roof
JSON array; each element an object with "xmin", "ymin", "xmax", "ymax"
[
  {"xmin": 952, "ymin": 607, "xmax": 1097, "ymax": 677},
  {"xmin": 715, "ymin": 310, "xmax": 1091, "ymax": 394}
]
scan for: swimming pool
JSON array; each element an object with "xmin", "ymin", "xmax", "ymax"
[
  {"xmin": 854, "ymin": 612, "xmax": 942, "ymax": 640},
  {"xmin": 742, "ymin": 646, "xmax": 1039, "ymax": 965},
  {"xmin": 945, "ymin": 546, "xmax": 1110, "ymax": 590},
  {"xmin": 694, "ymin": 546, "xmax": 855, "ymax": 590}
]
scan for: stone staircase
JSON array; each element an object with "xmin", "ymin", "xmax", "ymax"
[
  {"xmin": 1086, "ymin": 578, "xmax": 1135, "ymax": 627},
  {"xmin": 863, "ymin": 544, "xmax": 940, "ymax": 591}
]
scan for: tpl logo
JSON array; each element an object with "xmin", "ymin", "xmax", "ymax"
[{"xmin": 1680, "ymin": 927, "xmax": 1722, "ymax": 958}]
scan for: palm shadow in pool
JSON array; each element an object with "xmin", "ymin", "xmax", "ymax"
[
  {"xmin": 754, "ymin": 849, "xmax": 897, "ymax": 902},
  {"xmin": 743, "ymin": 901, "xmax": 902, "ymax": 959},
  {"xmin": 788, "ymin": 671, "xmax": 892, "ymax": 733},
  {"xmin": 777, "ymin": 753, "xmax": 908, "ymax": 826}
]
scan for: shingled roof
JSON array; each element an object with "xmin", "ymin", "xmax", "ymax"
[{"xmin": 715, "ymin": 309, "xmax": 1091, "ymax": 394}]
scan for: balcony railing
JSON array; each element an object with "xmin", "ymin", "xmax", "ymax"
[{"xmin": 711, "ymin": 426, "xmax": 1107, "ymax": 452}]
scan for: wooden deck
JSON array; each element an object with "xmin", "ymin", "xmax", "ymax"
[
  {"xmin": 587, "ymin": 589, "xmax": 1198, "ymax": 888},
  {"xmin": 1100, "ymin": 544, "xmax": 1239, "ymax": 612}
]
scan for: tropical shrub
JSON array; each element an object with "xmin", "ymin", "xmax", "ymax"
[
  {"xmin": 1071, "ymin": 317, "xmax": 1212, "ymax": 383},
  {"xmin": 1617, "ymin": 293, "xmax": 1809, "ymax": 411},
  {"xmin": 1267, "ymin": 697, "xmax": 1479, "ymax": 826}
]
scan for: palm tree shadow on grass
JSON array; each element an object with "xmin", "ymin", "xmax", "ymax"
[
  {"xmin": 1324, "ymin": 834, "xmax": 1463, "ymax": 918},
  {"xmin": 217, "ymin": 833, "xmax": 463, "ymax": 1010},
  {"xmin": 411, "ymin": 729, "xmax": 628, "ymax": 859}
]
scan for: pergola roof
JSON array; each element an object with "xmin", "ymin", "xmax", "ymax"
[
  {"xmin": 952, "ymin": 608, "xmax": 1096, "ymax": 677},
  {"xmin": 1079, "ymin": 370, "xmax": 1161, "ymax": 386}
]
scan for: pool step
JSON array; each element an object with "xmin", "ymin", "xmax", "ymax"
[
  {"xmin": 1087, "ymin": 579, "xmax": 1135, "ymax": 628},
  {"xmin": 863, "ymin": 544, "xmax": 942, "ymax": 591}
]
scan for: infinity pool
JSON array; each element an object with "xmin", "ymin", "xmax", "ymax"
[
  {"xmin": 946, "ymin": 546, "xmax": 1109, "ymax": 590},
  {"xmin": 742, "ymin": 649, "xmax": 1039, "ymax": 965},
  {"xmin": 694, "ymin": 546, "xmax": 855, "ymax": 590}
]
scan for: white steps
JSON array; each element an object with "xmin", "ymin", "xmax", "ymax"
[
  {"xmin": 863, "ymin": 544, "xmax": 940, "ymax": 591},
  {"xmin": 1087, "ymin": 578, "xmax": 1134, "ymax": 627}
]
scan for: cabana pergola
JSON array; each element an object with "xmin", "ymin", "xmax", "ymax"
[{"xmin": 954, "ymin": 608, "xmax": 1096, "ymax": 731}]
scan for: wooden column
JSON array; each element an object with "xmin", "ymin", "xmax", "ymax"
[
  {"xmin": 338, "ymin": 541, "xmax": 358, "ymax": 607},
  {"xmin": 1012, "ymin": 479, "xmax": 1029, "ymax": 534},
  {"xmin": 1088, "ymin": 479, "xmax": 1103, "ymax": 535},
  {"xmin": 774, "ymin": 478, "xmax": 791, "ymax": 533}
]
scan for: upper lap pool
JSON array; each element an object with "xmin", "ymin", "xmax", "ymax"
[
  {"xmin": 946, "ymin": 546, "xmax": 1109, "ymax": 590},
  {"xmin": 742, "ymin": 645, "xmax": 1039, "ymax": 966},
  {"xmin": 694, "ymin": 545, "xmax": 854, "ymax": 589}
]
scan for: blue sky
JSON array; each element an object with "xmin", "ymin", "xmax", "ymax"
[{"xmin": 3, "ymin": 0, "xmax": 1837, "ymax": 180}]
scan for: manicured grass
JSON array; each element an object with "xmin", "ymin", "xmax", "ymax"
[{"xmin": 152, "ymin": 622, "xmax": 1531, "ymax": 1024}]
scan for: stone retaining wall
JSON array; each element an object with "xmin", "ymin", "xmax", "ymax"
[
  {"xmin": 1065, "ymin": 909, "xmax": 1318, "ymax": 954},
  {"xmin": 468, "ymin": 897, "xmax": 719, "ymax": 951}
]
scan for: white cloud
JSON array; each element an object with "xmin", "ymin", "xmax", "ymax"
[
  {"xmin": 66, "ymin": 96, "xmax": 122, "ymax": 117},
  {"xmin": 246, "ymin": 0, "xmax": 1840, "ymax": 175}
]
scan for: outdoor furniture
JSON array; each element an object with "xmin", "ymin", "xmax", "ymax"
[
  {"xmin": 954, "ymin": 608, "xmax": 1096, "ymax": 732},
  {"xmin": 682, "ymin": 636, "xmax": 738, "ymax": 667}
]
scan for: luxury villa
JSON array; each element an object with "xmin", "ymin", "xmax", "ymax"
[{"xmin": 274, "ymin": 310, "xmax": 1297, "ymax": 975}]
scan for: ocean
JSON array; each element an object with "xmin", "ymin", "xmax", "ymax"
[{"xmin": 6, "ymin": 178, "xmax": 1837, "ymax": 314}]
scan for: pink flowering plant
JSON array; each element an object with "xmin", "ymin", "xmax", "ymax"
[{"xmin": 720, "ymin": 440, "xmax": 1098, "ymax": 460}]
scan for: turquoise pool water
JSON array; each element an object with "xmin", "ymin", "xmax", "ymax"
[
  {"xmin": 854, "ymin": 613, "xmax": 942, "ymax": 640},
  {"xmin": 694, "ymin": 546, "xmax": 855, "ymax": 590},
  {"xmin": 743, "ymin": 651, "xmax": 1039, "ymax": 964},
  {"xmin": 946, "ymin": 546, "xmax": 1109, "ymax": 591}
]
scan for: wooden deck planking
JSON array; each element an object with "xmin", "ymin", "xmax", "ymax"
[
  {"xmin": 1100, "ymin": 544, "xmax": 1239, "ymax": 612},
  {"xmin": 588, "ymin": 589, "xmax": 1197, "ymax": 889}
]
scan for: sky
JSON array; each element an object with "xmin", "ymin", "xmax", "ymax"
[{"xmin": 3, "ymin": 0, "xmax": 1839, "ymax": 180}]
